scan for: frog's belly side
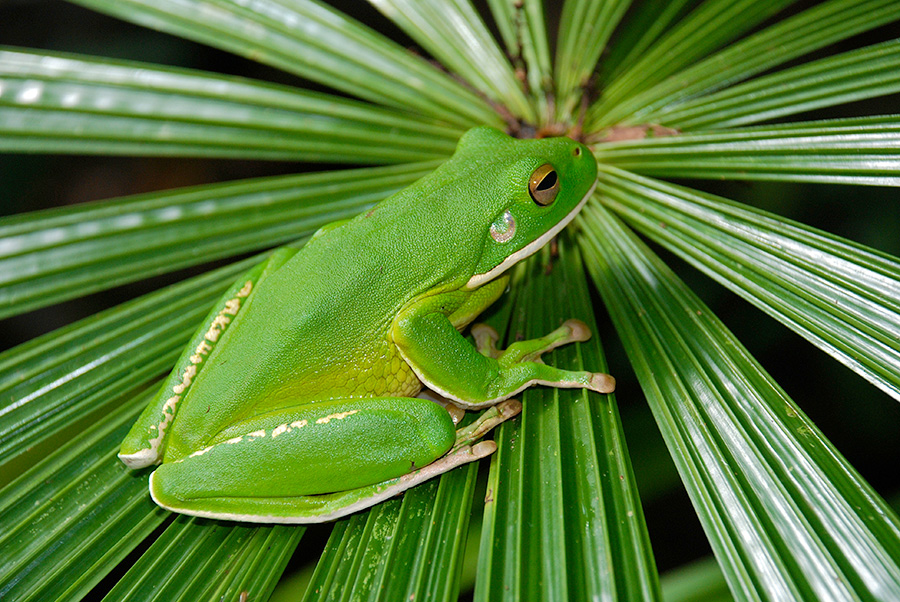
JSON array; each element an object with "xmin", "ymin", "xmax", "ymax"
[{"xmin": 320, "ymin": 337, "xmax": 422, "ymax": 400}]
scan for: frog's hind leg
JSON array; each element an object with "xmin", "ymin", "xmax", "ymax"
[
  {"xmin": 316, "ymin": 399, "xmax": 520, "ymax": 522},
  {"xmin": 118, "ymin": 246, "xmax": 300, "ymax": 469},
  {"xmin": 148, "ymin": 396, "xmax": 518, "ymax": 523},
  {"xmin": 452, "ymin": 399, "xmax": 521, "ymax": 450}
]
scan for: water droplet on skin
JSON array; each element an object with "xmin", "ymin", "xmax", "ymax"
[{"xmin": 490, "ymin": 210, "xmax": 516, "ymax": 243}]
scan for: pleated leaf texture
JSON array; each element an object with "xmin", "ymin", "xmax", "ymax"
[{"xmin": 2, "ymin": 1, "xmax": 900, "ymax": 601}]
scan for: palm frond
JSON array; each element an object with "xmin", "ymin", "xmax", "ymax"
[
  {"xmin": 3, "ymin": 0, "xmax": 900, "ymax": 600},
  {"xmin": 593, "ymin": 116, "xmax": 900, "ymax": 185},
  {"xmin": 0, "ymin": 163, "xmax": 434, "ymax": 318},
  {"xmin": 598, "ymin": 0, "xmax": 694, "ymax": 85},
  {"xmin": 475, "ymin": 239, "xmax": 658, "ymax": 601},
  {"xmin": 650, "ymin": 38, "xmax": 900, "ymax": 129},
  {"xmin": 660, "ymin": 556, "xmax": 731, "ymax": 602},
  {"xmin": 67, "ymin": 0, "xmax": 501, "ymax": 126},
  {"xmin": 592, "ymin": 0, "xmax": 900, "ymax": 128},
  {"xmin": 485, "ymin": 0, "xmax": 552, "ymax": 120},
  {"xmin": 580, "ymin": 204, "xmax": 900, "ymax": 601},
  {"xmin": 555, "ymin": 0, "xmax": 630, "ymax": 114},
  {"xmin": 589, "ymin": 0, "xmax": 796, "ymax": 123},
  {"xmin": 303, "ymin": 447, "xmax": 478, "ymax": 601},
  {"xmin": 596, "ymin": 166, "xmax": 900, "ymax": 401},
  {"xmin": 0, "ymin": 48, "xmax": 460, "ymax": 159},
  {"xmin": 106, "ymin": 516, "xmax": 302, "ymax": 602},
  {"xmin": 0, "ymin": 392, "xmax": 167, "ymax": 602},
  {"xmin": 370, "ymin": 0, "xmax": 535, "ymax": 123}
]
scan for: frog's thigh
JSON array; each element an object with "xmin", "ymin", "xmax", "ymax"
[{"xmin": 150, "ymin": 397, "xmax": 455, "ymax": 506}]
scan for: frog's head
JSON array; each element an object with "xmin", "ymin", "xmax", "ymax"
[{"xmin": 457, "ymin": 127, "xmax": 597, "ymax": 289}]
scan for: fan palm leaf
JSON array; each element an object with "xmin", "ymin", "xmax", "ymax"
[{"xmin": 2, "ymin": 1, "xmax": 899, "ymax": 600}]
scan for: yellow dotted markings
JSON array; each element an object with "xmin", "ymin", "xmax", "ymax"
[
  {"xmin": 316, "ymin": 409, "xmax": 359, "ymax": 425},
  {"xmin": 148, "ymin": 394, "xmax": 181, "ymax": 452},
  {"xmin": 172, "ymin": 365, "xmax": 196, "ymax": 395},
  {"xmin": 187, "ymin": 445, "xmax": 213, "ymax": 459},
  {"xmin": 189, "ymin": 341, "xmax": 212, "ymax": 366},
  {"xmin": 182, "ymin": 413, "xmax": 356, "ymax": 462},
  {"xmin": 149, "ymin": 281, "xmax": 253, "ymax": 445}
]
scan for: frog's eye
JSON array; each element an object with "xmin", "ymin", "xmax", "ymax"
[{"xmin": 529, "ymin": 164, "xmax": 559, "ymax": 206}]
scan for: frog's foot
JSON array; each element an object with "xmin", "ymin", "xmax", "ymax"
[
  {"xmin": 451, "ymin": 399, "xmax": 521, "ymax": 451},
  {"xmin": 305, "ymin": 441, "xmax": 499, "ymax": 523},
  {"xmin": 319, "ymin": 401, "xmax": 522, "ymax": 522},
  {"xmin": 471, "ymin": 319, "xmax": 591, "ymax": 367},
  {"xmin": 484, "ymin": 319, "xmax": 615, "ymax": 394},
  {"xmin": 499, "ymin": 319, "xmax": 592, "ymax": 366},
  {"xmin": 589, "ymin": 372, "xmax": 616, "ymax": 394},
  {"xmin": 416, "ymin": 387, "xmax": 467, "ymax": 424},
  {"xmin": 472, "ymin": 323, "xmax": 502, "ymax": 359}
]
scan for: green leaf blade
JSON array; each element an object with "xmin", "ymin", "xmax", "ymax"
[
  {"xmin": 579, "ymin": 203, "xmax": 900, "ymax": 601},
  {"xmin": 597, "ymin": 0, "xmax": 693, "ymax": 86},
  {"xmin": 661, "ymin": 556, "xmax": 732, "ymax": 602},
  {"xmin": 369, "ymin": 0, "xmax": 535, "ymax": 123},
  {"xmin": 554, "ymin": 0, "xmax": 630, "ymax": 114},
  {"xmin": 595, "ymin": 0, "xmax": 900, "ymax": 128},
  {"xmin": 0, "ymin": 394, "xmax": 168, "ymax": 602},
  {"xmin": 651, "ymin": 39, "xmax": 900, "ymax": 130},
  {"xmin": 593, "ymin": 116, "xmax": 900, "ymax": 186},
  {"xmin": 486, "ymin": 0, "xmax": 552, "ymax": 122},
  {"xmin": 475, "ymin": 239, "xmax": 658, "ymax": 601},
  {"xmin": 105, "ymin": 516, "xmax": 303, "ymax": 602},
  {"xmin": 0, "ymin": 163, "xmax": 435, "ymax": 319},
  {"xmin": 589, "ymin": 0, "xmax": 795, "ymax": 127},
  {"xmin": 0, "ymin": 48, "xmax": 460, "ymax": 160},
  {"xmin": 595, "ymin": 167, "xmax": 900, "ymax": 402},
  {"xmin": 68, "ymin": 0, "xmax": 502, "ymax": 128},
  {"xmin": 302, "ymin": 461, "xmax": 478, "ymax": 602}
]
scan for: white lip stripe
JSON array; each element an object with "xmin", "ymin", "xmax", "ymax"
[{"xmin": 466, "ymin": 179, "xmax": 597, "ymax": 290}]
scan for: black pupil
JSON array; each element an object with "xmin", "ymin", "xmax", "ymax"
[{"xmin": 537, "ymin": 171, "xmax": 558, "ymax": 190}]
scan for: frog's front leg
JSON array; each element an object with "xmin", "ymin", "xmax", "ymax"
[
  {"xmin": 148, "ymin": 396, "xmax": 520, "ymax": 523},
  {"xmin": 393, "ymin": 289, "xmax": 615, "ymax": 408},
  {"xmin": 475, "ymin": 321, "xmax": 615, "ymax": 390},
  {"xmin": 472, "ymin": 319, "xmax": 596, "ymax": 367}
]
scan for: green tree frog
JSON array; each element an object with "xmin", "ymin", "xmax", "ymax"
[{"xmin": 119, "ymin": 127, "xmax": 615, "ymax": 523}]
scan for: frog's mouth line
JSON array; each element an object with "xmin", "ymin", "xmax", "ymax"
[{"xmin": 465, "ymin": 179, "xmax": 597, "ymax": 290}]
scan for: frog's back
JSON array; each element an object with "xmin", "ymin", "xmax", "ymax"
[
  {"xmin": 226, "ymin": 229, "xmax": 430, "ymax": 403},
  {"xmin": 167, "ymin": 206, "xmax": 470, "ymax": 452},
  {"xmin": 165, "ymin": 129, "xmax": 547, "ymax": 451}
]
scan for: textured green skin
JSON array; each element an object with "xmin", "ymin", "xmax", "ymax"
[{"xmin": 119, "ymin": 127, "xmax": 598, "ymax": 522}]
